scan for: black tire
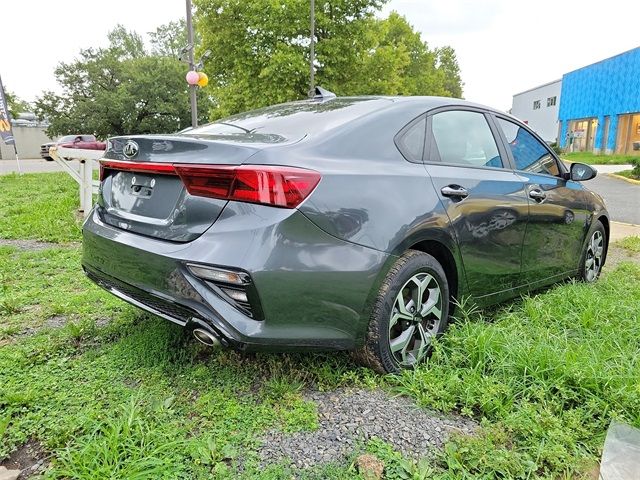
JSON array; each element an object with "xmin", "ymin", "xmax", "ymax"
[
  {"xmin": 353, "ymin": 250, "xmax": 450, "ymax": 374},
  {"xmin": 44, "ymin": 156, "xmax": 54, "ymax": 161},
  {"xmin": 578, "ymin": 220, "xmax": 607, "ymax": 283}
]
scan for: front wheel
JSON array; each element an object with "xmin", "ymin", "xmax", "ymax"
[
  {"xmin": 579, "ymin": 220, "xmax": 606, "ymax": 282},
  {"xmin": 353, "ymin": 250, "xmax": 449, "ymax": 374}
]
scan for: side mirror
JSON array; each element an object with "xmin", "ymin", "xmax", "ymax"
[{"xmin": 570, "ymin": 162, "xmax": 597, "ymax": 182}]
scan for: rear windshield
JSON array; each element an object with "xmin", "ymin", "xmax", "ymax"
[{"xmin": 184, "ymin": 98, "xmax": 392, "ymax": 141}]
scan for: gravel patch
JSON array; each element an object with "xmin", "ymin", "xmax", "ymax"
[
  {"xmin": 259, "ymin": 388, "xmax": 477, "ymax": 469},
  {"xmin": 605, "ymin": 246, "xmax": 640, "ymax": 269},
  {"xmin": 0, "ymin": 239, "xmax": 65, "ymax": 251}
]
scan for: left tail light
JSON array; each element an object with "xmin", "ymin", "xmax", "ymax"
[{"xmin": 99, "ymin": 161, "xmax": 321, "ymax": 209}]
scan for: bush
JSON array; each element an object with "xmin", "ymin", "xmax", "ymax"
[
  {"xmin": 631, "ymin": 157, "xmax": 640, "ymax": 177},
  {"xmin": 549, "ymin": 142, "xmax": 562, "ymax": 155}
]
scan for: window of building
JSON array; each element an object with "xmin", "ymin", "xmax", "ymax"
[
  {"xmin": 547, "ymin": 96, "xmax": 557, "ymax": 107},
  {"xmin": 496, "ymin": 118, "xmax": 559, "ymax": 176},
  {"xmin": 430, "ymin": 110, "xmax": 503, "ymax": 168},
  {"xmin": 533, "ymin": 100, "xmax": 541, "ymax": 110}
]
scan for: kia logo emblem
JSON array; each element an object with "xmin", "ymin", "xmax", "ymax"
[{"xmin": 123, "ymin": 140, "xmax": 139, "ymax": 159}]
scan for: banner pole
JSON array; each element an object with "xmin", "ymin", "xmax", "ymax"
[{"xmin": 14, "ymin": 145, "xmax": 21, "ymax": 175}]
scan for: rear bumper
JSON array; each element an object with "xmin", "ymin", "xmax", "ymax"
[{"xmin": 82, "ymin": 203, "xmax": 391, "ymax": 351}]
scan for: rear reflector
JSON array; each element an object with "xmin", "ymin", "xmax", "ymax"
[{"xmin": 99, "ymin": 161, "xmax": 321, "ymax": 208}]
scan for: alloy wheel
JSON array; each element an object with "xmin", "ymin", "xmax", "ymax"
[
  {"xmin": 585, "ymin": 230, "xmax": 604, "ymax": 282},
  {"xmin": 388, "ymin": 272, "xmax": 443, "ymax": 367}
]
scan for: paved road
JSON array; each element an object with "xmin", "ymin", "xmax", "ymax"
[
  {"xmin": 2, "ymin": 159, "xmax": 638, "ymax": 225},
  {"xmin": 0, "ymin": 158, "xmax": 86, "ymax": 175},
  {"xmin": 586, "ymin": 168, "xmax": 639, "ymax": 225}
]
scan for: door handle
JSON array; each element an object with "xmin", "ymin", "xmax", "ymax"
[
  {"xmin": 528, "ymin": 187, "xmax": 546, "ymax": 201},
  {"xmin": 441, "ymin": 185, "xmax": 469, "ymax": 199}
]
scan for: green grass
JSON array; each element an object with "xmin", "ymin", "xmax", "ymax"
[
  {"xmin": 1, "ymin": 172, "xmax": 640, "ymax": 478},
  {"xmin": 390, "ymin": 264, "xmax": 640, "ymax": 477},
  {"xmin": 612, "ymin": 169, "xmax": 640, "ymax": 181},
  {"xmin": 0, "ymin": 172, "xmax": 81, "ymax": 242},
  {"xmin": 561, "ymin": 152, "xmax": 639, "ymax": 165},
  {"xmin": 615, "ymin": 236, "xmax": 640, "ymax": 253}
]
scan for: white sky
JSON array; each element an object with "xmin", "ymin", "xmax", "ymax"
[{"xmin": 2, "ymin": 0, "xmax": 639, "ymax": 111}]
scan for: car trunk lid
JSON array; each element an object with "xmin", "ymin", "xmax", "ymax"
[{"xmin": 97, "ymin": 135, "xmax": 262, "ymax": 242}]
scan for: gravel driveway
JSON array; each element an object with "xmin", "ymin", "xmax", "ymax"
[{"xmin": 259, "ymin": 388, "xmax": 477, "ymax": 469}]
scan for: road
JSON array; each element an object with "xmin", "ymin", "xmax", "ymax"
[
  {"xmin": 0, "ymin": 158, "xmax": 84, "ymax": 175},
  {"xmin": 1, "ymin": 159, "xmax": 638, "ymax": 225},
  {"xmin": 587, "ymin": 165, "xmax": 639, "ymax": 225}
]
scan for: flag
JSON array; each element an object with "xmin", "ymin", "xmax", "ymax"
[{"xmin": 0, "ymin": 75, "xmax": 15, "ymax": 146}]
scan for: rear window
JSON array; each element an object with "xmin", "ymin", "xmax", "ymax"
[{"xmin": 185, "ymin": 98, "xmax": 393, "ymax": 141}]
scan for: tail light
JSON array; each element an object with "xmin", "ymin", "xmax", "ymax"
[{"xmin": 99, "ymin": 161, "xmax": 321, "ymax": 208}]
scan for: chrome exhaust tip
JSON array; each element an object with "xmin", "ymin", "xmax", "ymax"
[{"xmin": 192, "ymin": 328, "xmax": 221, "ymax": 347}]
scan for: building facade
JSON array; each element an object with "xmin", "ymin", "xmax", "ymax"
[
  {"xmin": 558, "ymin": 47, "xmax": 640, "ymax": 155},
  {"xmin": 511, "ymin": 79, "xmax": 562, "ymax": 143}
]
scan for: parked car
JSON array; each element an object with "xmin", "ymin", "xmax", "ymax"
[
  {"xmin": 41, "ymin": 134, "xmax": 106, "ymax": 161},
  {"xmin": 82, "ymin": 92, "xmax": 609, "ymax": 374}
]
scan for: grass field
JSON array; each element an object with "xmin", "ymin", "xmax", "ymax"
[
  {"xmin": 1, "ymin": 173, "xmax": 640, "ymax": 479},
  {"xmin": 561, "ymin": 152, "xmax": 639, "ymax": 165}
]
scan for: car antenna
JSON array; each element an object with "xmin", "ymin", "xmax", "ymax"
[{"xmin": 310, "ymin": 86, "xmax": 337, "ymax": 101}]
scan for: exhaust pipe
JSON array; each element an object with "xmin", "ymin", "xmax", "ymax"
[{"xmin": 192, "ymin": 328, "xmax": 221, "ymax": 347}]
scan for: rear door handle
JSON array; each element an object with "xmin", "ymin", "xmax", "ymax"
[
  {"xmin": 528, "ymin": 187, "xmax": 546, "ymax": 201},
  {"xmin": 441, "ymin": 185, "xmax": 469, "ymax": 199}
]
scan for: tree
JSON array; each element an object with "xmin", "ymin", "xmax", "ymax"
[
  {"xmin": 35, "ymin": 24, "xmax": 210, "ymax": 138},
  {"xmin": 149, "ymin": 19, "xmax": 190, "ymax": 58},
  {"xmin": 4, "ymin": 89, "xmax": 31, "ymax": 118},
  {"xmin": 194, "ymin": 1, "xmax": 463, "ymax": 119}
]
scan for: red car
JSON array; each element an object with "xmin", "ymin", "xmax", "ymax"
[
  {"xmin": 58, "ymin": 135, "xmax": 106, "ymax": 151},
  {"xmin": 41, "ymin": 135, "xmax": 106, "ymax": 161}
]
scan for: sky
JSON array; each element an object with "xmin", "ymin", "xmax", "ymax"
[{"xmin": 2, "ymin": 0, "xmax": 639, "ymax": 111}]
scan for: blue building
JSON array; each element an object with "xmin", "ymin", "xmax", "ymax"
[{"xmin": 558, "ymin": 47, "xmax": 640, "ymax": 155}]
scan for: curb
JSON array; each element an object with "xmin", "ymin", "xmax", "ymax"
[{"xmin": 606, "ymin": 173, "xmax": 640, "ymax": 185}]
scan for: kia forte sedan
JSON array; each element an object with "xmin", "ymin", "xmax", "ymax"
[{"xmin": 82, "ymin": 91, "xmax": 609, "ymax": 373}]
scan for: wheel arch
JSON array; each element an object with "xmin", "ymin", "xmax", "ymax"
[
  {"xmin": 407, "ymin": 239, "xmax": 461, "ymax": 317},
  {"xmin": 355, "ymin": 228, "xmax": 465, "ymax": 346}
]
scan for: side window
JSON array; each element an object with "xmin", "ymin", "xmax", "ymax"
[
  {"xmin": 396, "ymin": 117, "xmax": 426, "ymax": 162},
  {"xmin": 496, "ymin": 118, "xmax": 560, "ymax": 176},
  {"xmin": 430, "ymin": 110, "xmax": 503, "ymax": 168}
]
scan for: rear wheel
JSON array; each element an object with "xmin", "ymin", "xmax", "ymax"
[
  {"xmin": 353, "ymin": 250, "xmax": 449, "ymax": 374},
  {"xmin": 579, "ymin": 220, "xmax": 606, "ymax": 282}
]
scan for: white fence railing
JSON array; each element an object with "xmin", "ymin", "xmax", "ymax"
[{"xmin": 49, "ymin": 146, "xmax": 100, "ymax": 217}]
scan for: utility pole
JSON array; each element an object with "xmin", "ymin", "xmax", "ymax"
[
  {"xmin": 309, "ymin": 0, "xmax": 315, "ymax": 97},
  {"xmin": 186, "ymin": 0, "xmax": 198, "ymax": 128}
]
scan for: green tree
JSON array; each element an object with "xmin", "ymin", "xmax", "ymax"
[
  {"xmin": 194, "ymin": 1, "xmax": 463, "ymax": 119},
  {"xmin": 4, "ymin": 89, "xmax": 31, "ymax": 118},
  {"xmin": 35, "ymin": 24, "xmax": 210, "ymax": 138},
  {"xmin": 149, "ymin": 19, "xmax": 190, "ymax": 58}
]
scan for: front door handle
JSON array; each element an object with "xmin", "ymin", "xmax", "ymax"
[
  {"xmin": 528, "ymin": 187, "xmax": 546, "ymax": 202},
  {"xmin": 441, "ymin": 185, "xmax": 469, "ymax": 199}
]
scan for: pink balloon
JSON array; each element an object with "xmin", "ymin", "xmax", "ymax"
[{"xmin": 186, "ymin": 71, "xmax": 199, "ymax": 85}]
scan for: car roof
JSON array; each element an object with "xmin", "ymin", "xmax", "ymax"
[{"xmin": 185, "ymin": 96, "xmax": 509, "ymax": 144}]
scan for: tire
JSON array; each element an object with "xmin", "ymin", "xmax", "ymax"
[
  {"xmin": 579, "ymin": 220, "xmax": 607, "ymax": 283},
  {"xmin": 44, "ymin": 156, "xmax": 54, "ymax": 161},
  {"xmin": 353, "ymin": 250, "xmax": 450, "ymax": 374}
]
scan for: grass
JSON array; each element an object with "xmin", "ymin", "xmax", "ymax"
[
  {"xmin": 1, "ymin": 172, "xmax": 640, "ymax": 478},
  {"xmin": 615, "ymin": 235, "xmax": 640, "ymax": 253},
  {"xmin": 0, "ymin": 173, "xmax": 81, "ymax": 242},
  {"xmin": 561, "ymin": 151, "xmax": 639, "ymax": 165},
  {"xmin": 612, "ymin": 169, "xmax": 640, "ymax": 181}
]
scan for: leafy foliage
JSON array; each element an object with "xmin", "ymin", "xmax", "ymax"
[
  {"xmin": 3, "ymin": 89, "xmax": 31, "ymax": 118},
  {"xmin": 194, "ymin": 0, "xmax": 464, "ymax": 119},
  {"xmin": 35, "ymin": 24, "xmax": 211, "ymax": 138}
]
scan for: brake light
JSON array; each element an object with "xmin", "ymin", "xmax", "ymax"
[{"xmin": 99, "ymin": 160, "xmax": 321, "ymax": 209}]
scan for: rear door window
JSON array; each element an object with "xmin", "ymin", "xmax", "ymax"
[
  {"xmin": 429, "ymin": 110, "xmax": 504, "ymax": 168},
  {"xmin": 496, "ymin": 118, "xmax": 560, "ymax": 176}
]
